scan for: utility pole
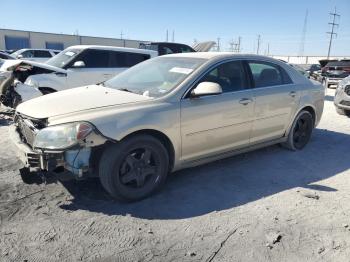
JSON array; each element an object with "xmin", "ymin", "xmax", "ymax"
[
  {"xmin": 217, "ymin": 37, "xmax": 221, "ymax": 52},
  {"xmin": 166, "ymin": 30, "xmax": 169, "ymax": 42},
  {"xmin": 267, "ymin": 43, "xmax": 270, "ymax": 56},
  {"xmin": 120, "ymin": 31, "xmax": 124, "ymax": 40},
  {"xmin": 172, "ymin": 30, "xmax": 175, "ymax": 42},
  {"xmin": 299, "ymin": 9, "xmax": 308, "ymax": 56},
  {"xmin": 327, "ymin": 7, "xmax": 340, "ymax": 59},
  {"xmin": 237, "ymin": 36, "xmax": 241, "ymax": 53},
  {"xmin": 256, "ymin": 35, "xmax": 261, "ymax": 55}
]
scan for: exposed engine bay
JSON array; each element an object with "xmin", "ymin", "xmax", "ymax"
[{"xmin": 0, "ymin": 60, "xmax": 57, "ymax": 108}]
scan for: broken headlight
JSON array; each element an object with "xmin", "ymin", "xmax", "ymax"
[{"xmin": 33, "ymin": 122, "xmax": 93, "ymax": 150}]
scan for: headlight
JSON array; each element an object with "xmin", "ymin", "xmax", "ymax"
[
  {"xmin": 24, "ymin": 78, "xmax": 39, "ymax": 88},
  {"xmin": 33, "ymin": 122, "xmax": 93, "ymax": 150}
]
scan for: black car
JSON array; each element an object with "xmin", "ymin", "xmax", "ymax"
[
  {"xmin": 139, "ymin": 42, "xmax": 195, "ymax": 56},
  {"xmin": 306, "ymin": 64, "xmax": 321, "ymax": 79}
]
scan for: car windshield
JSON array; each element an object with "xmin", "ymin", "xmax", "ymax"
[
  {"xmin": 46, "ymin": 49, "xmax": 82, "ymax": 68},
  {"xmin": 104, "ymin": 56, "xmax": 206, "ymax": 97}
]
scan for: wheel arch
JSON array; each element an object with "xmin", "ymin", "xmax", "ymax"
[
  {"xmin": 119, "ymin": 129, "xmax": 175, "ymax": 171},
  {"xmin": 285, "ymin": 104, "xmax": 317, "ymax": 137}
]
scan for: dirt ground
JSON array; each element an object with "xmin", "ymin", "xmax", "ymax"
[{"xmin": 0, "ymin": 88, "xmax": 349, "ymax": 262}]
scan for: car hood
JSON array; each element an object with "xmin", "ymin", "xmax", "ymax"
[
  {"xmin": 0, "ymin": 59, "xmax": 66, "ymax": 73},
  {"xmin": 16, "ymin": 84, "xmax": 153, "ymax": 119}
]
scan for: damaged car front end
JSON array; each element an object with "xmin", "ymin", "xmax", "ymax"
[
  {"xmin": 0, "ymin": 60, "xmax": 65, "ymax": 108},
  {"xmin": 10, "ymin": 113, "xmax": 108, "ymax": 181}
]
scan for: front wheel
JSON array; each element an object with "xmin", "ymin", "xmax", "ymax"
[
  {"xmin": 283, "ymin": 110, "xmax": 314, "ymax": 151},
  {"xmin": 99, "ymin": 135, "xmax": 169, "ymax": 201}
]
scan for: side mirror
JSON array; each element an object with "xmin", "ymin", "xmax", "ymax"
[
  {"xmin": 191, "ymin": 82, "xmax": 222, "ymax": 98},
  {"xmin": 17, "ymin": 54, "xmax": 23, "ymax": 59},
  {"xmin": 72, "ymin": 61, "xmax": 85, "ymax": 68}
]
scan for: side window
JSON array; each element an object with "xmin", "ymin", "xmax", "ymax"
[
  {"xmin": 125, "ymin": 53, "xmax": 150, "ymax": 67},
  {"xmin": 198, "ymin": 61, "xmax": 247, "ymax": 93},
  {"xmin": 78, "ymin": 49, "xmax": 110, "ymax": 68},
  {"xmin": 34, "ymin": 50, "xmax": 52, "ymax": 58},
  {"xmin": 109, "ymin": 51, "xmax": 150, "ymax": 68},
  {"xmin": 21, "ymin": 50, "xmax": 34, "ymax": 58},
  {"xmin": 248, "ymin": 61, "xmax": 292, "ymax": 88}
]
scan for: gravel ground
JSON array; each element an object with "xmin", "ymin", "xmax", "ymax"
[{"xmin": 0, "ymin": 88, "xmax": 350, "ymax": 262}]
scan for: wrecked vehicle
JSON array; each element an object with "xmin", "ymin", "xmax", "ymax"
[
  {"xmin": 11, "ymin": 53, "xmax": 324, "ymax": 201},
  {"xmin": 0, "ymin": 45, "xmax": 157, "ymax": 108}
]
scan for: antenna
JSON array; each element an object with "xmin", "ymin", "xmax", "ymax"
[
  {"xmin": 299, "ymin": 9, "xmax": 308, "ymax": 56},
  {"xmin": 327, "ymin": 7, "xmax": 340, "ymax": 59}
]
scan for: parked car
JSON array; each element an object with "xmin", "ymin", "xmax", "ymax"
[
  {"xmin": 10, "ymin": 49, "xmax": 61, "ymax": 62},
  {"xmin": 289, "ymin": 63, "xmax": 310, "ymax": 78},
  {"xmin": 334, "ymin": 75, "xmax": 350, "ymax": 116},
  {"xmin": 10, "ymin": 53, "xmax": 324, "ymax": 201},
  {"xmin": 0, "ymin": 51, "xmax": 15, "ymax": 60},
  {"xmin": 306, "ymin": 64, "xmax": 321, "ymax": 80},
  {"xmin": 139, "ymin": 41, "xmax": 215, "ymax": 55},
  {"xmin": 320, "ymin": 60, "xmax": 350, "ymax": 88},
  {"xmin": 0, "ymin": 45, "xmax": 157, "ymax": 108}
]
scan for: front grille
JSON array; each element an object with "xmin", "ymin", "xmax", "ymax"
[
  {"xmin": 15, "ymin": 115, "xmax": 46, "ymax": 148},
  {"xmin": 16, "ymin": 118, "xmax": 37, "ymax": 147}
]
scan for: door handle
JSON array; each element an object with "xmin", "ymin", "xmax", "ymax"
[
  {"xmin": 239, "ymin": 98, "xmax": 253, "ymax": 105},
  {"xmin": 289, "ymin": 91, "xmax": 297, "ymax": 97}
]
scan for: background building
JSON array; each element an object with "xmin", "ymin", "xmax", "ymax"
[{"xmin": 0, "ymin": 28, "xmax": 147, "ymax": 51}]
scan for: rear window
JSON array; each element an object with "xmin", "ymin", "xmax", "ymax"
[
  {"xmin": 34, "ymin": 50, "xmax": 52, "ymax": 58},
  {"xmin": 326, "ymin": 61, "xmax": 350, "ymax": 67}
]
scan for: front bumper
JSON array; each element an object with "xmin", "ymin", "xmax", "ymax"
[
  {"xmin": 9, "ymin": 124, "xmax": 64, "ymax": 171},
  {"xmin": 326, "ymin": 78, "xmax": 342, "ymax": 88},
  {"xmin": 334, "ymin": 87, "xmax": 350, "ymax": 110},
  {"xmin": 9, "ymin": 125, "xmax": 91, "ymax": 178}
]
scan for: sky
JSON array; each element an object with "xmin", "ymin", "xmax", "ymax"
[{"xmin": 1, "ymin": 0, "xmax": 349, "ymax": 56}]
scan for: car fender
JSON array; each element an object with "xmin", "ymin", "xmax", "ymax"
[{"xmin": 26, "ymin": 73, "xmax": 67, "ymax": 91}]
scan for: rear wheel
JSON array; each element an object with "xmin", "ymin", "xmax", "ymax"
[
  {"xmin": 283, "ymin": 110, "xmax": 314, "ymax": 151},
  {"xmin": 99, "ymin": 135, "xmax": 169, "ymax": 201}
]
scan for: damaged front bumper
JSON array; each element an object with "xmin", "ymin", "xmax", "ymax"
[{"xmin": 9, "ymin": 124, "xmax": 95, "ymax": 179}]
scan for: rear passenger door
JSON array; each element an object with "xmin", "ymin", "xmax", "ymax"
[{"xmin": 246, "ymin": 61, "xmax": 299, "ymax": 144}]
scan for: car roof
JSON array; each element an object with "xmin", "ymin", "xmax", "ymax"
[
  {"xmin": 163, "ymin": 52, "xmax": 281, "ymax": 62},
  {"xmin": 16, "ymin": 48, "xmax": 61, "ymax": 52},
  {"xmin": 66, "ymin": 45, "xmax": 158, "ymax": 55}
]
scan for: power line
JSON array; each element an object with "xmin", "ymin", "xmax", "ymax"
[{"xmin": 326, "ymin": 7, "xmax": 340, "ymax": 59}]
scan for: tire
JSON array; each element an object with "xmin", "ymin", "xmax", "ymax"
[
  {"xmin": 283, "ymin": 110, "xmax": 314, "ymax": 151},
  {"xmin": 336, "ymin": 106, "xmax": 350, "ymax": 116},
  {"xmin": 99, "ymin": 135, "xmax": 169, "ymax": 201}
]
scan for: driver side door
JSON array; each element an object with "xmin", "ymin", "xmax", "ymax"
[{"xmin": 180, "ymin": 60, "xmax": 255, "ymax": 162}]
